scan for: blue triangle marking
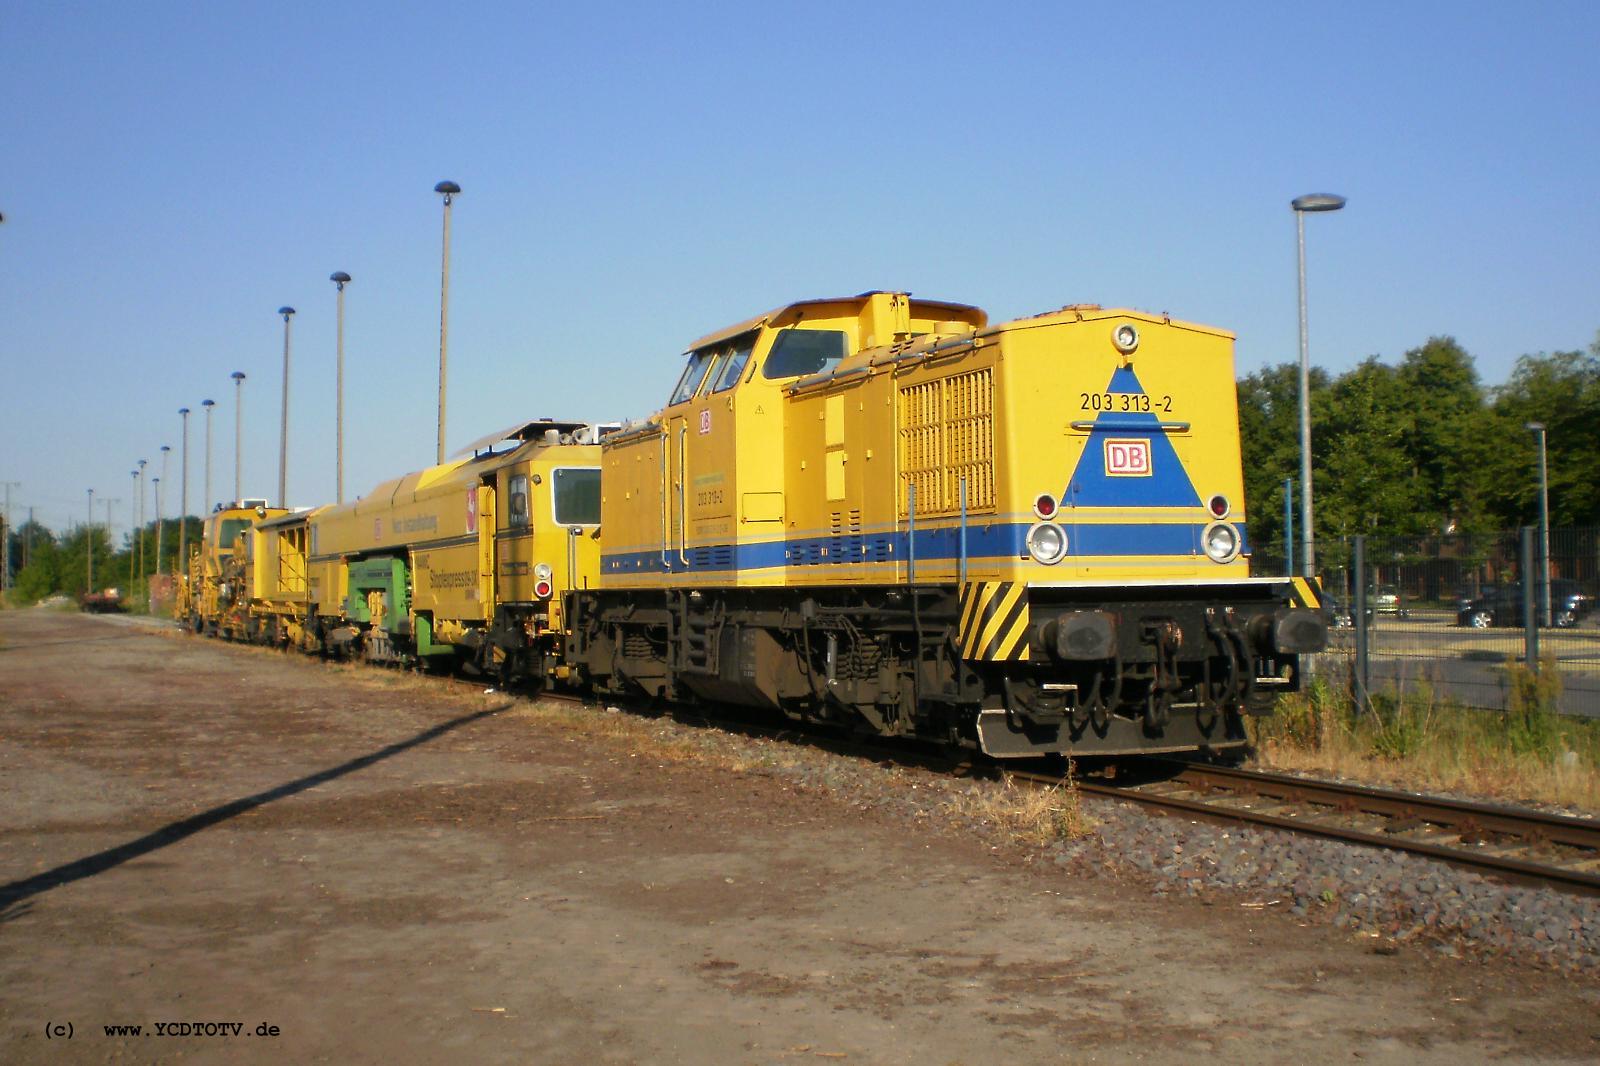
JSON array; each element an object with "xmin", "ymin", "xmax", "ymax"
[{"xmin": 1064, "ymin": 364, "xmax": 1202, "ymax": 508}]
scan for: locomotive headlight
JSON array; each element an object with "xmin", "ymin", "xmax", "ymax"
[
  {"xmin": 1202, "ymin": 522, "xmax": 1241, "ymax": 563},
  {"xmin": 534, "ymin": 563, "xmax": 553, "ymax": 581},
  {"xmin": 1026, "ymin": 522, "xmax": 1068, "ymax": 565},
  {"xmin": 1112, "ymin": 323, "xmax": 1140, "ymax": 354}
]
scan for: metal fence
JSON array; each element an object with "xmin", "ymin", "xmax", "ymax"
[{"xmin": 1253, "ymin": 527, "xmax": 1600, "ymax": 718}]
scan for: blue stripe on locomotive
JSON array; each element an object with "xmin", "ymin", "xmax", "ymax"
[{"xmin": 602, "ymin": 520, "xmax": 1250, "ymax": 577}]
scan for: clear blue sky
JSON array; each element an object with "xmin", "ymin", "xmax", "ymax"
[{"xmin": 3, "ymin": 1, "xmax": 1597, "ymax": 537}]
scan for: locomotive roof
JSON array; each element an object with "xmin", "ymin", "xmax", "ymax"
[{"xmin": 686, "ymin": 292, "xmax": 986, "ymax": 351}]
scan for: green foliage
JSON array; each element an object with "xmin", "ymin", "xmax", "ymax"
[
  {"xmin": 1365, "ymin": 687, "xmax": 1435, "ymax": 760},
  {"xmin": 1237, "ymin": 364, "xmax": 1325, "ymax": 554},
  {"xmin": 1256, "ymin": 674, "xmax": 1338, "ymax": 751},
  {"xmin": 1503, "ymin": 657, "xmax": 1565, "ymax": 758},
  {"xmin": 1237, "ymin": 333, "xmax": 1600, "ymax": 534}
]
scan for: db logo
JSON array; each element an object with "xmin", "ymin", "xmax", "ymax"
[
  {"xmin": 1104, "ymin": 438, "xmax": 1152, "ymax": 477},
  {"xmin": 699, "ymin": 409, "xmax": 712, "ymax": 435},
  {"xmin": 465, "ymin": 490, "xmax": 478, "ymax": 534}
]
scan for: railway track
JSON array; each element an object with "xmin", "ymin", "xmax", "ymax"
[{"xmin": 1044, "ymin": 761, "xmax": 1600, "ymax": 896}]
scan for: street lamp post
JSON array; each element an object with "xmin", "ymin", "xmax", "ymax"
[
  {"xmin": 86, "ymin": 488, "xmax": 95, "ymax": 593},
  {"xmin": 434, "ymin": 180, "xmax": 460, "ymax": 465},
  {"xmin": 179, "ymin": 407, "xmax": 190, "ymax": 570},
  {"xmin": 1526, "ymin": 422, "xmax": 1552, "ymax": 627},
  {"xmin": 232, "ymin": 371, "xmax": 246, "ymax": 505},
  {"xmin": 202, "ymin": 398, "xmax": 216, "ymax": 514},
  {"xmin": 277, "ymin": 307, "xmax": 295, "ymax": 509},
  {"xmin": 101, "ymin": 498, "xmax": 118, "ymax": 582},
  {"xmin": 156, "ymin": 445, "xmax": 170, "ymax": 578},
  {"xmin": 128, "ymin": 472, "xmax": 138, "ymax": 598},
  {"xmin": 331, "ymin": 272, "xmax": 351, "ymax": 503},
  {"xmin": 136, "ymin": 460, "xmax": 147, "ymax": 598},
  {"xmin": 152, "ymin": 475, "xmax": 162, "ymax": 585},
  {"xmin": 1292, "ymin": 192, "xmax": 1346, "ymax": 579}
]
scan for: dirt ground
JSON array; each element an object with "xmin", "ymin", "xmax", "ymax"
[{"xmin": 2, "ymin": 609, "xmax": 1598, "ymax": 1064}]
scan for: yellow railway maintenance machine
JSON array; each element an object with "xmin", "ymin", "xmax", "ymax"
[
  {"xmin": 298, "ymin": 420, "xmax": 606, "ymax": 684},
  {"xmin": 570, "ymin": 292, "xmax": 1326, "ymax": 757},
  {"xmin": 178, "ymin": 499, "xmax": 289, "ymax": 639}
]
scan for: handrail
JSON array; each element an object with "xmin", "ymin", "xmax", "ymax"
[
  {"xmin": 659, "ymin": 432, "xmax": 671, "ymax": 569},
  {"xmin": 1069, "ymin": 418, "xmax": 1190, "ymax": 433},
  {"xmin": 677, "ymin": 424, "xmax": 689, "ymax": 566}
]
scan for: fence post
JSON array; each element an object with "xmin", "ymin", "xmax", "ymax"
[
  {"xmin": 1353, "ymin": 534, "xmax": 1369, "ymax": 708},
  {"xmin": 1521, "ymin": 525, "xmax": 1539, "ymax": 670},
  {"xmin": 1283, "ymin": 478, "xmax": 1294, "ymax": 577}
]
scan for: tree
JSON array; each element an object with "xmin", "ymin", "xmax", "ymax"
[
  {"xmin": 1481, "ymin": 346, "xmax": 1600, "ymax": 527},
  {"xmin": 1237, "ymin": 363, "xmax": 1327, "ymax": 560},
  {"xmin": 1312, "ymin": 357, "xmax": 1421, "ymax": 537},
  {"xmin": 1394, "ymin": 337, "xmax": 1493, "ymax": 532}
]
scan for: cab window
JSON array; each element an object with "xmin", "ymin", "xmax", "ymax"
[
  {"xmin": 669, "ymin": 349, "xmax": 718, "ymax": 405},
  {"xmin": 509, "ymin": 474, "xmax": 530, "ymax": 528},
  {"xmin": 762, "ymin": 329, "xmax": 849, "ymax": 380},
  {"xmin": 712, "ymin": 338, "xmax": 754, "ymax": 392},
  {"xmin": 552, "ymin": 468, "xmax": 601, "ymax": 525},
  {"xmin": 218, "ymin": 518, "xmax": 252, "ymax": 546}
]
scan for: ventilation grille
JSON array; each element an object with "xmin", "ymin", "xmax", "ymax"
[{"xmin": 897, "ymin": 367, "xmax": 995, "ymax": 516}]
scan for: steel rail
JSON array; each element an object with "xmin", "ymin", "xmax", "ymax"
[{"xmin": 1047, "ymin": 761, "xmax": 1600, "ymax": 896}]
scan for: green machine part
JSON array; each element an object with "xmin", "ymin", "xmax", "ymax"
[{"xmin": 344, "ymin": 556, "xmax": 409, "ymax": 633}]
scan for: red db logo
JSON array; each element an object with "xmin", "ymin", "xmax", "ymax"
[
  {"xmin": 1104, "ymin": 438, "xmax": 1151, "ymax": 477},
  {"xmin": 699, "ymin": 409, "xmax": 712, "ymax": 435},
  {"xmin": 465, "ymin": 490, "xmax": 478, "ymax": 534}
]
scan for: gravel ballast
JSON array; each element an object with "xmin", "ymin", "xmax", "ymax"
[{"xmin": 603, "ymin": 705, "xmax": 1600, "ymax": 976}]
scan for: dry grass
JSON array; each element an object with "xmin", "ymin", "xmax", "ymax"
[
  {"xmin": 1250, "ymin": 665, "xmax": 1600, "ymax": 811},
  {"xmin": 941, "ymin": 769, "xmax": 1095, "ymax": 846}
]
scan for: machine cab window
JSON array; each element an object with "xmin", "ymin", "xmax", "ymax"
[
  {"xmin": 509, "ymin": 474, "xmax": 530, "ymax": 528},
  {"xmin": 552, "ymin": 468, "xmax": 601, "ymax": 526},
  {"xmin": 668, "ymin": 348, "xmax": 723, "ymax": 405},
  {"xmin": 217, "ymin": 517, "xmax": 253, "ymax": 547},
  {"xmin": 710, "ymin": 336, "xmax": 755, "ymax": 393},
  {"xmin": 762, "ymin": 328, "xmax": 848, "ymax": 380}
]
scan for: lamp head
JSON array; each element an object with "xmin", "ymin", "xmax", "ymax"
[
  {"xmin": 278, "ymin": 306, "xmax": 295, "ymax": 319},
  {"xmin": 202, "ymin": 399, "xmax": 215, "ymax": 408},
  {"xmin": 161, "ymin": 445, "xmax": 170, "ymax": 454},
  {"xmin": 435, "ymin": 180, "xmax": 461, "ymax": 196},
  {"xmin": 179, "ymin": 407, "xmax": 189, "ymax": 416},
  {"xmin": 231, "ymin": 371, "xmax": 246, "ymax": 382},
  {"xmin": 330, "ymin": 271, "xmax": 351, "ymax": 286},
  {"xmin": 1292, "ymin": 193, "xmax": 1347, "ymax": 213},
  {"xmin": 1525, "ymin": 421, "xmax": 1546, "ymax": 433}
]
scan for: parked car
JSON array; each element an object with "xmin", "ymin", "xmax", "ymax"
[
  {"xmin": 1456, "ymin": 580, "xmax": 1591, "ymax": 628},
  {"xmin": 1323, "ymin": 594, "xmax": 1374, "ymax": 629},
  {"xmin": 1371, "ymin": 586, "xmax": 1410, "ymax": 618}
]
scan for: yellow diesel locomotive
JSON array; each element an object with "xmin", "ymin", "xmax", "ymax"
[{"xmin": 567, "ymin": 292, "xmax": 1326, "ymax": 757}]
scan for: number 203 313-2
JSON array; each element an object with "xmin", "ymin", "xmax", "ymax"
[{"xmin": 1080, "ymin": 392, "xmax": 1172, "ymax": 413}]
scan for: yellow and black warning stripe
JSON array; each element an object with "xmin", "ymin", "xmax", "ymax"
[
  {"xmin": 1288, "ymin": 576, "xmax": 1322, "ymax": 609},
  {"xmin": 958, "ymin": 582, "xmax": 1031, "ymax": 661}
]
